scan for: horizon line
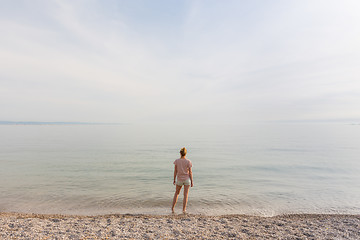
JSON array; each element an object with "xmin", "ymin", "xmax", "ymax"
[{"xmin": 0, "ymin": 121, "xmax": 125, "ymax": 125}]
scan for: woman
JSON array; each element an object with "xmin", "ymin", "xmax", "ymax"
[{"xmin": 171, "ymin": 147, "xmax": 194, "ymax": 214}]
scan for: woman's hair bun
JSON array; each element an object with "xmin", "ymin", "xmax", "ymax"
[{"xmin": 180, "ymin": 147, "xmax": 187, "ymax": 156}]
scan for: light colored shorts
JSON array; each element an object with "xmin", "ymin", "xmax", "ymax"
[{"xmin": 176, "ymin": 178, "xmax": 191, "ymax": 186}]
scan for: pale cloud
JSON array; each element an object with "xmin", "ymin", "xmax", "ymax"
[{"xmin": 0, "ymin": 0, "xmax": 359, "ymax": 123}]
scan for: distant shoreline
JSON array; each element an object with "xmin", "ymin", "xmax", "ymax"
[
  {"xmin": 0, "ymin": 121, "xmax": 123, "ymax": 125},
  {"xmin": 1, "ymin": 121, "xmax": 359, "ymax": 125}
]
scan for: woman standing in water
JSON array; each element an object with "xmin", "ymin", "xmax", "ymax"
[{"xmin": 171, "ymin": 147, "xmax": 193, "ymax": 214}]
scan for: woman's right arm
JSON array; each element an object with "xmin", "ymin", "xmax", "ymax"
[{"xmin": 189, "ymin": 167, "xmax": 193, "ymax": 187}]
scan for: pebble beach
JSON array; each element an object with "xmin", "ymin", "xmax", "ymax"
[{"xmin": 1, "ymin": 212, "xmax": 359, "ymax": 239}]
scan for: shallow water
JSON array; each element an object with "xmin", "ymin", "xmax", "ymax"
[{"xmin": 0, "ymin": 123, "xmax": 359, "ymax": 216}]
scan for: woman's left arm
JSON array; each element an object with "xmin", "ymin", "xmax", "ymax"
[{"xmin": 173, "ymin": 165, "xmax": 177, "ymax": 185}]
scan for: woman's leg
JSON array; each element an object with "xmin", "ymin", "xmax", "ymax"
[
  {"xmin": 171, "ymin": 185, "xmax": 182, "ymax": 212},
  {"xmin": 183, "ymin": 185, "xmax": 190, "ymax": 213}
]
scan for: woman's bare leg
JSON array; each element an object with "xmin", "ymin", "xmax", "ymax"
[
  {"xmin": 183, "ymin": 185, "xmax": 190, "ymax": 213},
  {"xmin": 172, "ymin": 185, "xmax": 182, "ymax": 213}
]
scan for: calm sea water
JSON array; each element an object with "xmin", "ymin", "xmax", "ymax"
[{"xmin": 0, "ymin": 123, "xmax": 359, "ymax": 216}]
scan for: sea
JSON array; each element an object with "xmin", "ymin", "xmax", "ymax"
[{"xmin": 0, "ymin": 123, "xmax": 359, "ymax": 216}]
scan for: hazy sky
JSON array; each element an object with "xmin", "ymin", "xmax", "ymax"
[{"xmin": 1, "ymin": 0, "xmax": 360, "ymax": 124}]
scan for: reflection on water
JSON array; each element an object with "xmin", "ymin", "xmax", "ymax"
[{"xmin": 0, "ymin": 123, "xmax": 359, "ymax": 216}]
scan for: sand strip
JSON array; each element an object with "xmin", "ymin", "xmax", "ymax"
[{"xmin": 1, "ymin": 212, "xmax": 359, "ymax": 239}]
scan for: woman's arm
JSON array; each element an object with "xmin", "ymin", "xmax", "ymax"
[
  {"xmin": 189, "ymin": 167, "xmax": 193, "ymax": 187},
  {"xmin": 173, "ymin": 165, "xmax": 177, "ymax": 185}
]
